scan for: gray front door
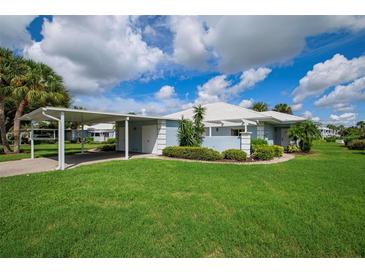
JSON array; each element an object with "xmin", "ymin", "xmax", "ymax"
[{"xmin": 281, "ymin": 128, "xmax": 289, "ymax": 147}]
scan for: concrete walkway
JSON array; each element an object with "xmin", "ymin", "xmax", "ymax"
[
  {"xmin": 0, "ymin": 157, "xmax": 58, "ymax": 178},
  {"xmin": 0, "ymin": 151, "xmax": 150, "ymax": 178}
]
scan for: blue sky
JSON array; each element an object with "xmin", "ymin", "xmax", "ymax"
[{"xmin": 1, "ymin": 15, "xmax": 365, "ymax": 125}]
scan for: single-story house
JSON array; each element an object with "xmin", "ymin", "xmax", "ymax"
[
  {"xmin": 318, "ymin": 126, "xmax": 340, "ymax": 138},
  {"xmin": 84, "ymin": 123, "xmax": 116, "ymax": 142},
  {"xmin": 20, "ymin": 102, "xmax": 305, "ymax": 170}
]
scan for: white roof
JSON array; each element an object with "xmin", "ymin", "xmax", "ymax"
[
  {"xmin": 84, "ymin": 123, "xmax": 114, "ymax": 130},
  {"xmin": 164, "ymin": 102, "xmax": 272, "ymax": 122},
  {"xmin": 262, "ymin": 111, "xmax": 306, "ymax": 123},
  {"xmin": 20, "ymin": 106, "xmax": 178, "ymax": 123}
]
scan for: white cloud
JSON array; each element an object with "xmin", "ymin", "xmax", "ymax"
[
  {"xmin": 195, "ymin": 67, "xmax": 271, "ymax": 104},
  {"xmin": 0, "ymin": 16, "xmax": 35, "ymax": 49},
  {"xmin": 292, "ymin": 54, "xmax": 365, "ymax": 104},
  {"xmin": 302, "ymin": 110, "xmax": 320, "ymax": 122},
  {"xmin": 23, "ymin": 16, "xmax": 164, "ymax": 94},
  {"xmin": 292, "ymin": 103, "xmax": 303, "ymax": 111},
  {"xmin": 228, "ymin": 68, "xmax": 271, "ymax": 94},
  {"xmin": 155, "ymin": 85, "xmax": 176, "ymax": 100},
  {"xmin": 328, "ymin": 112, "xmax": 357, "ymax": 126},
  {"xmin": 169, "ymin": 16, "xmax": 209, "ymax": 69},
  {"xmin": 204, "ymin": 16, "xmax": 365, "ymax": 73},
  {"xmin": 239, "ymin": 99, "xmax": 254, "ymax": 109},
  {"xmin": 314, "ymin": 76, "xmax": 365, "ymax": 110}
]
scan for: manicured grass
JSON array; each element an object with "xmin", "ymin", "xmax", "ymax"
[
  {"xmin": 0, "ymin": 143, "xmax": 103, "ymax": 162},
  {"xmin": 0, "ymin": 142, "xmax": 364, "ymax": 257}
]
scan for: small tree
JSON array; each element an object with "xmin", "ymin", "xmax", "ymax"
[
  {"xmin": 177, "ymin": 105, "xmax": 207, "ymax": 147},
  {"xmin": 177, "ymin": 118, "xmax": 196, "ymax": 146},
  {"xmin": 193, "ymin": 104, "xmax": 206, "ymax": 146},
  {"xmin": 288, "ymin": 120, "xmax": 320, "ymax": 152}
]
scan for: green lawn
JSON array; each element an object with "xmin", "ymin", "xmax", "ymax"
[
  {"xmin": 0, "ymin": 142, "xmax": 364, "ymax": 257},
  {"xmin": 0, "ymin": 143, "xmax": 103, "ymax": 162}
]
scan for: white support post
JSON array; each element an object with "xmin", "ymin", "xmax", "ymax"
[
  {"xmin": 59, "ymin": 112, "xmax": 65, "ymax": 170},
  {"xmin": 125, "ymin": 117, "xmax": 129, "ymax": 159},
  {"xmin": 240, "ymin": 132, "xmax": 251, "ymax": 155},
  {"xmin": 30, "ymin": 121, "xmax": 34, "ymax": 159},
  {"xmin": 209, "ymin": 127, "xmax": 212, "ymax": 137},
  {"xmin": 81, "ymin": 123, "xmax": 84, "ymax": 154},
  {"xmin": 58, "ymin": 117, "xmax": 61, "ymax": 168},
  {"xmin": 244, "ymin": 122, "xmax": 248, "ymax": 133}
]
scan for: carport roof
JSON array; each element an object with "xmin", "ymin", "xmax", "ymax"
[{"xmin": 20, "ymin": 107, "xmax": 178, "ymax": 124}]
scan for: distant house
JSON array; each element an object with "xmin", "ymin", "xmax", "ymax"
[
  {"xmin": 84, "ymin": 123, "xmax": 115, "ymax": 142},
  {"xmin": 318, "ymin": 126, "xmax": 339, "ymax": 138}
]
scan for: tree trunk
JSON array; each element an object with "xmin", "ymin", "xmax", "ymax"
[
  {"xmin": 0, "ymin": 96, "xmax": 12, "ymax": 154},
  {"xmin": 13, "ymin": 99, "xmax": 28, "ymax": 153}
]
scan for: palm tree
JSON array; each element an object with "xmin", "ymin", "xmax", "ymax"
[
  {"xmin": 272, "ymin": 103, "xmax": 293, "ymax": 114},
  {"xmin": 288, "ymin": 121, "xmax": 320, "ymax": 152},
  {"xmin": 0, "ymin": 48, "xmax": 16, "ymax": 153},
  {"xmin": 11, "ymin": 60, "xmax": 70, "ymax": 153},
  {"xmin": 193, "ymin": 104, "xmax": 206, "ymax": 146},
  {"xmin": 252, "ymin": 102, "xmax": 268, "ymax": 112}
]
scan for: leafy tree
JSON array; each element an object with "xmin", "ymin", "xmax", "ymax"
[
  {"xmin": 357, "ymin": 121, "xmax": 365, "ymax": 131},
  {"xmin": 192, "ymin": 104, "xmax": 206, "ymax": 146},
  {"xmin": 177, "ymin": 117, "xmax": 196, "ymax": 146},
  {"xmin": 326, "ymin": 124, "xmax": 338, "ymax": 131},
  {"xmin": 11, "ymin": 60, "xmax": 70, "ymax": 153},
  {"xmin": 272, "ymin": 103, "xmax": 292, "ymax": 114},
  {"xmin": 0, "ymin": 48, "xmax": 13, "ymax": 153},
  {"xmin": 288, "ymin": 120, "xmax": 320, "ymax": 152},
  {"xmin": 252, "ymin": 102, "xmax": 268, "ymax": 112}
]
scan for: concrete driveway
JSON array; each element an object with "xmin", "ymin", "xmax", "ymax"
[
  {"xmin": 0, "ymin": 157, "xmax": 58, "ymax": 178},
  {"xmin": 0, "ymin": 151, "xmax": 149, "ymax": 178}
]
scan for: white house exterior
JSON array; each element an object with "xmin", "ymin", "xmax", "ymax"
[
  {"xmin": 318, "ymin": 126, "xmax": 339, "ymax": 138},
  {"xmin": 21, "ymin": 103, "xmax": 305, "ymax": 170},
  {"xmin": 164, "ymin": 102, "xmax": 305, "ymax": 154},
  {"xmin": 84, "ymin": 123, "xmax": 116, "ymax": 142}
]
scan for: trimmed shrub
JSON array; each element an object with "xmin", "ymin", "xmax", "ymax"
[
  {"xmin": 272, "ymin": 145, "xmax": 284, "ymax": 157},
  {"xmin": 162, "ymin": 146, "xmax": 223, "ymax": 161},
  {"xmin": 100, "ymin": 144, "xmax": 116, "ymax": 151},
  {"xmin": 85, "ymin": 137, "xmax": 94, "ymax": 144},
  {"xmin": 287, "ymin": 144, "xmax": 300, "ymax": 153},
  {"xmin": 106, "ymin": 138, "xmax": 116, "ymax": 144},
  {"xmin": 347, "ymin": 139, "xmax": 365, "ymax": 150},
  {"xmin": 222, "ymin": 149, "xmax": 247, "ymax": 161},
  {"xmin": 251, "ymin": 139, "xmax": 268, "ymax": 146},
  {"xmin": 324, "ymin": 136, "xmax": 337, "ymax": 142},
  {"xmin": 344, "ymin": 135, "xmax": 364, "ymax": 146},
  {"xmin": 252, "ymin": 145, "xmax": 275, "ymax": 160}
]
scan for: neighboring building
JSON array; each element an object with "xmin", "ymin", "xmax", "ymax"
[
  {"xmin": 318, "ymin": 126, "xmax": 339, "ymax": 138},
  {"xmin": 84, "ymin": 123, "xmax": 115, "ymax": 142}
]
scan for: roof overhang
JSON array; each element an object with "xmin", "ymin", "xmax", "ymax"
[{"xmin": 20, "ymin": 107, "xmax": 178, "ymax": 124}]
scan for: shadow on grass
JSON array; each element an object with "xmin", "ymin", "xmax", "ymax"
[{"xmin": 352, "ymin": 151, "xmax": 365, "ymax": 155}]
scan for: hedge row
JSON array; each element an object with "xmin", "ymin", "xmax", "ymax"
[
  {"xmin": 163, "ymin": 145, "xmax": 284, "ymax": 162},
  {"xmin": 222, "ymin": 149, "xmax": 247, "ymax": 161},
  {"xmin": 347, "ymin": 139, "xmax": 365, "ymax": 150},
  {"xmin": 251, "ymin": 144, "xmax": 284, "ymax": 160},
  {"xmin": 162, "ymin": 146, "xmax": 223, "ymax": 161}
]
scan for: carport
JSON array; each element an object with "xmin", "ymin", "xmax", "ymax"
[{"xmin": 20, "ymin": 107, "xmax": 171, "ymax": 170}]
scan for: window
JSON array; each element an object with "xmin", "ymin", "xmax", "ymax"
[{"xmin": 231, "ymin": 129, "xmax": 241, "ymax": 136}]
